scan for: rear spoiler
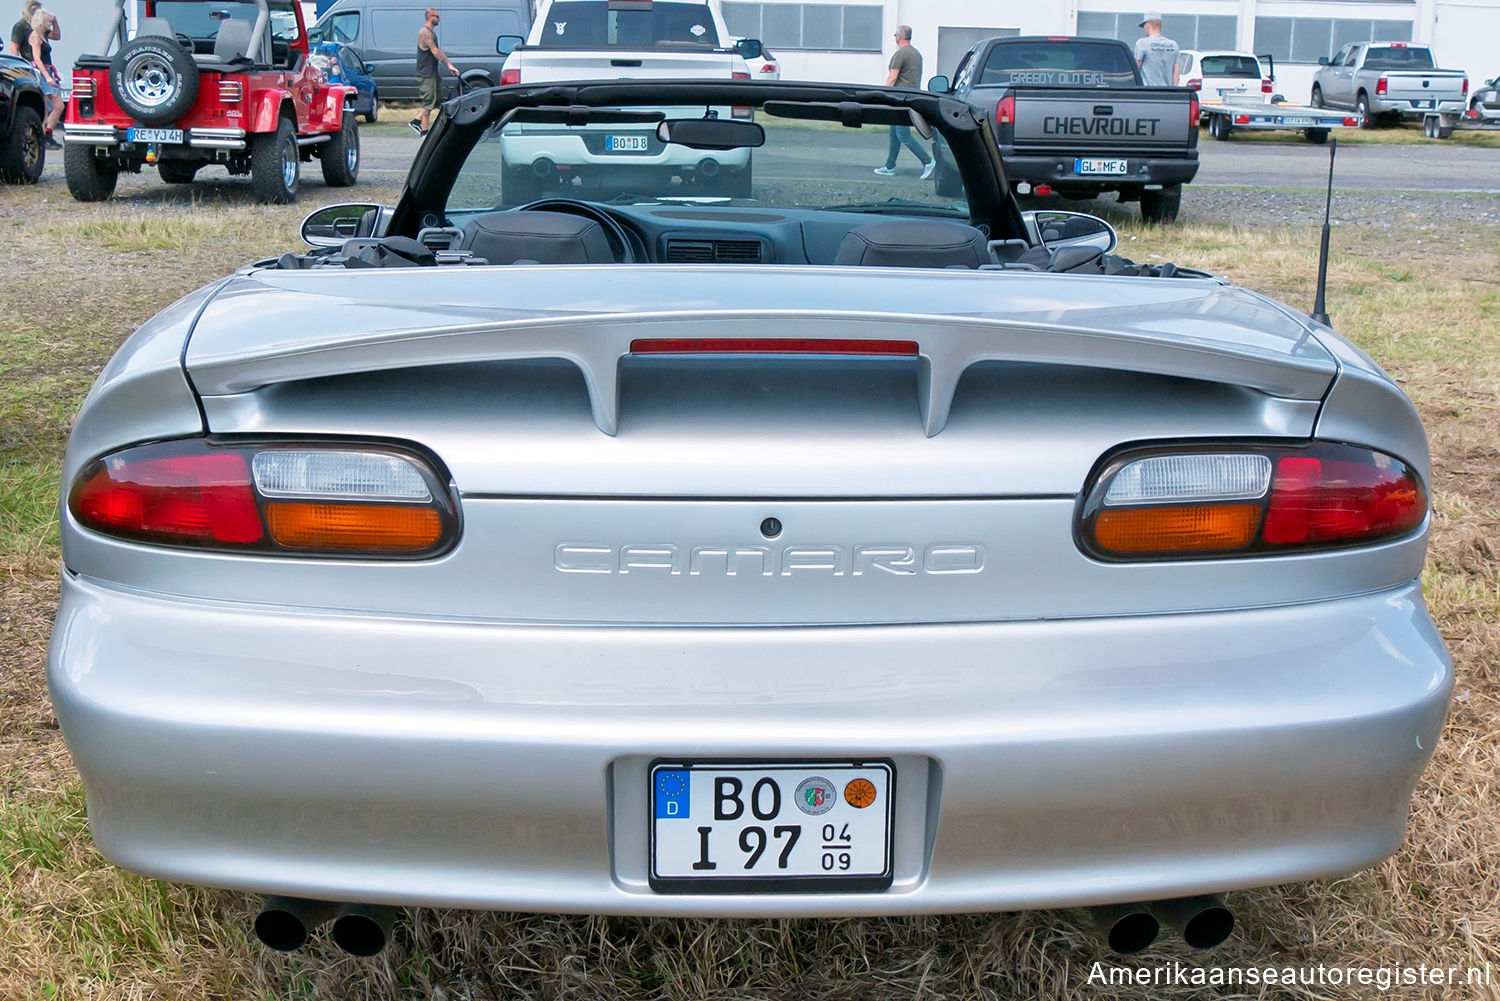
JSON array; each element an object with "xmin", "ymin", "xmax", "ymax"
[{"xmin": 187, "ymin": 267, "xmax": 1337, "ymax": 437}]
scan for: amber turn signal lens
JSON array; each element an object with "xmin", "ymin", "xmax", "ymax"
[
  {"xmin": 1093, "ymin": 503, "xmax": 1260, "ymax": 554},
  {"xmin": 265, "ymin": 502, "xmax": 443, "ymax": 552}
]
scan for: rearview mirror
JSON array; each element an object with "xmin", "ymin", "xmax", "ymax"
[
  {"xmin": 927, "ymin": 74, "xmax": 950, "ymax": 93},
  {"xmin": 496, "ymin": 33, "xmax": 523, "ymax": 55},
  {"xmin": 735, "ymin": 37, "xmax": 762, "ymax": 60},
  {"xmin": 301, "ymin": 202, "xmax": 381, "ymax": 247},
  {"xmin": 1025, "ymin": 210, "xmax": 1118, "ymax": 254},
  {"xmin": 657, "ymin": 118, "xmax": 765, "ymax": 150}
]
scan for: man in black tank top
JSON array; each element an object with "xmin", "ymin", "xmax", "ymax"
[{"xmin": 412, "ymin": 6, "xmax": 458, "ymax": 135}]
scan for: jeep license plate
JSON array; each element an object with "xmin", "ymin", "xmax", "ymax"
[
  {"xmin": 1075, "ymin": 158, "xmax": 1127, "ymax": 175},
  {"xmin": 649, "ymin": 760, "xmax": 893, "ymax": 892},
  {"xmin": 128, "ymin": 128, "xmax": 184, "ymax": 144},
  {"xmin": 605, "ymin": 134, "xmax": 649, "ymax": 152}
]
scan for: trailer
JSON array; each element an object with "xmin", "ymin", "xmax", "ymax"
[
  {"xmin": 1421, "ymin": 110, "xmax": 1500, "ymax": 139},
  {"xmin": 1201, "ymin": 96, "xmax": 1361, "ymax": 144}
]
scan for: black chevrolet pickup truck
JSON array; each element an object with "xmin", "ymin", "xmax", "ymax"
[{"xmin": 929, "ymin": 36, "xmax": 1199, "ymax": 222}]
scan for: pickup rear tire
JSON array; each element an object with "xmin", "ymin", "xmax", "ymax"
[
  {"xmin": 250, "ymin": 117, "xmax": 300, "ymax": 204},
  {"xmin": 1356, "ymin": 93, "xmax": 1374, "ymax": 128},
  {"xmin": 0, "ymin": 103, "xmax": 44, "ymax": 184},
  {"xmin": 1139, "ymin": 183, "xmax": 1181, "ymax": 224},
  {"xmin": 320, "ymin": 113, "xmax": 360, "ymax": 187},
  {"xmin": 109, "ymin": 36, "xmax": 199, "ymax": 126},
  {"xmin": 64, "ymin": 142, "xmax": 119, "ymax": 201}
]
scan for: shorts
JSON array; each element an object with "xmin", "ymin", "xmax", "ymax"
[
  {"xmin": 38, "ymin": 72, "xmax": 60, "ymax": 97},
  {"xmin": 419, "ymin": 75, "xmax": 441, "ymax": 111}
]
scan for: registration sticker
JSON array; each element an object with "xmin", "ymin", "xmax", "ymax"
[
  {"xmin": 1075, "ymin": 158, "xmax": 1127, "ymax": 175},
  {"xmin": 126, "ymin": 127, "xmax": 184, "ymax": 144},
  {"xmin": 649, "ymin": 760, "xmax": 894, "ymax": 892}
]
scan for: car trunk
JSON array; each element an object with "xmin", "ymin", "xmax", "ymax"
[{"xmin": 163, "ymin": 265, "xmax": 1362, "ymax": 625}]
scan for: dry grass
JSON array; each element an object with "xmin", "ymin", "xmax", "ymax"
[{"xmin": 1, "ymin": 176, "xmax": 1497, "ymax": 1000}]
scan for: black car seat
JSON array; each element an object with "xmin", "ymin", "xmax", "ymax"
[
  {"xmin": 460, "ymin": 211, "xmax": 617, "ymax": 265},
  {"xmin": 833, "ymin": 218, "xmax": 991, "ymax": 269}
]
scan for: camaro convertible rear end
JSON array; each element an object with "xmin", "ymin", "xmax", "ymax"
[{"xmin": 49, "ymin": 80, "xmax": 1450, "ymax": 953}]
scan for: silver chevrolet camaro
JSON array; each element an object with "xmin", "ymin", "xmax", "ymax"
[{"xmin": 48, "ymin": 79, "xmax": 1451, "ymax": 958}]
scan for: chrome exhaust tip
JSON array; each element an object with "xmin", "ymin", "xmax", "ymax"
[
  {"xmin": 1090, "ymin": 902, "xmax": 1160, "ymax": 954},
  {"xmin": 330, "ymin": 903, "xmax": 397, "ymax": 957},
  {"xmin": 253, "ymin": 897, "xmax": 339, "ymax": 952},
  {"xmin": 1150, "ymin": 895, "xmax": 1235, "ymax": 950}
]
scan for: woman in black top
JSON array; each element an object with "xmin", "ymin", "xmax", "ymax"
[{"xmin": 27, "ymin": 7, "xmax": 62, "ymax": 148}]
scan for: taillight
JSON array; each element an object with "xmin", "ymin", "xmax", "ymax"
[
  {"xmin": 71, "ymin": 74, "xmax": 96, "ymax": 99},
  {"xmin": 1234, "ymin": 113, "xmax": 1249, "ymax": 124},
  {"xmin": 759, "ymin": 63, "xmax": 776, "ymax": 73},
  {"xmin": 500, "ymin": 68, "xmax": 520, "ymax": 85},
  {"xmin": 995, "ymin": 95, "xmax": 1015, "ymax": 125},
  {"xmin": 732, "ymin": 71, "xmax": 750, "ymax": 80},
  {"xmin": 730, "ymin": 74, "xmax": 752, "ymax": 118},
  {"xmin": 1462, "ymin": 78, "xmax": 1469, "ymax": 98},
  {"xmin": 631, "ymin": 338, "xmax": 917, "ymax": 355},
  {"xmin": 1185, "ymin": 78, "xmax": 1202, "ymax": 91},
  {"xmin": 1261, "ymin": 78, "xmax": 1273, "ymax": 94},
  {"xmin": 218, "ymin": 79, "xmax": 243, "ymax": 102},
  {"xmin": 1077, "ymin": 443, "xmax": 1426, "ymax": 560},
  {"xmin": 69, "ymin": 439, "xmax": 458, "ymax": 558},
  {"xmin": 1190, "ymin": 94, "xmax": 1201, "ymax": 126},
  {"xmin": 1376, "ymin": 77, "xmax": 1388, "ymax": 96},
  {"xmin": 1343, "ymin": 116, "xmax": 1359, "ymax": 127}
]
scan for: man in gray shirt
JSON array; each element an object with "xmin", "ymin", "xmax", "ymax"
[
  {"xmin": 1134, "ymin": 11, "xmax": 1180, "ymax": 87},
  {"xmin": 874, "ymin": 25, "xmax": 933, "ymax": 178}
]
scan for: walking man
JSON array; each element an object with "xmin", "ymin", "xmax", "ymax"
[
  {"xmin": 873, "ymin": 25, "xmax": 933, "ymax": 179},
  {"xmin": 1134, "ymin": 12, "xmax": 1179, "ymax": 87},
  {"xmin": 411, "ymin": 6, "xmax": 458, "ymax": 135}
]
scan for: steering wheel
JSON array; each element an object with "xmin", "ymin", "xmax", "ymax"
[
  {"xmin": 515, "ymin": 198, "xmax": 639, "ymax": 264},
  {"xmin": 174, "ymin": 31, "xmax": 196, "ymax": 49}
]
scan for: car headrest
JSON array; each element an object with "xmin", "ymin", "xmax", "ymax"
[
  {"xmin": 460, "ymin": 211, "xmax": 616, "ymax": 265},
  {"xmin": 213, "ymin": 20, "xmax": 253, "ymax": 61},
  {"xmin": 137, "ymin": 17, "xmax": 174, "ymax": 37},
  {"xmin": 833, "ymin": 219, "xmax": 990, "ymax": 269}
]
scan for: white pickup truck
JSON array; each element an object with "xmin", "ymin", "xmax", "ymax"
[
  {"xmin": 1310, "ymin": 42, "xmax": 1468, "ymax": 126},
  {"xmin": 497, "ymin": 0, "xmax": 762, "ymax": 199}
]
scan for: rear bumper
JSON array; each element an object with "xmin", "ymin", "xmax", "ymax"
[
  {"xmin": 49, "ymin": 573, "xmax": 1450, "ymax": 916},
  {"xmin": 63, "ymin": 123, "xmax": 248, "ymax": 150},
  {"xmin": 1369, "ymin": 97, "xmax": 1466, "ymax": 119},
  {"xmin": 1000, "ymin": 152, "xmax": 1199, "ymax": 189}
]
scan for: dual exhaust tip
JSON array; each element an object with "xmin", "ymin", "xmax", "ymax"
[
  {"xmin": 254, "ymin": 897, "xmax": 396, "ymax": 957},
  {"xmin": 255, "ymin": 892, "xmax": 1229, "ymax": 958},
  {"xmin": 1091, "ymin": 895, "xmax": 1234, "ymax": 954}
]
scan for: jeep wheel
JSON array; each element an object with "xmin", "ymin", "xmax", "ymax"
[
  {"xmin": 157, "ymin": 160, "xmax": 199, "ymax": 183},
  {"xmin": 110, "ymin": 35, "xmax": 199, "ymax": 126},
  {"xmin": 320, "ymin": 112, "xmax": 360, "ymax": 187},
  {"xmin": 0, "ymin": 103, "xmax": 45, "ymax": 184},
  {"xmin": 64, "ymin": 143, "xmax": 119, "ymax": 201},
  {"xmin": 1139, "ymin": 183, "xmax": 1181, "ymax": 224},
  {"xmin": 251, "ymin": 117, "xmax": 300, "ymax": 204}
]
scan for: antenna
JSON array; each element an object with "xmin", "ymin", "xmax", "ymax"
[{"xmin": 1310, "ymin": 137, "xmax": 1337, "ymax": 327}]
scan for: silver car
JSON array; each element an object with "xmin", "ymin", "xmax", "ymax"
[{"xmin": 48, "ymin": 79, "xmax": 1451, "ymax": 959}]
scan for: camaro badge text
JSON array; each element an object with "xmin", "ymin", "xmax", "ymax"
[{"xmin": 554, "ymin": 544, "xmax": 985, "ymax": 576}]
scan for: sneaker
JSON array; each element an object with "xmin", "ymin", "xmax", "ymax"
[
  {"xmin": 44, "ymin": 132, "xmax": 62, "ymax": 150},
  {"xmin": 408, "ymin": 118, "xmax": 424, "ymax": 134},
  {"xmin": 919, "ymin": 160, "xmax": 935, "ymax": 180},
  {"xmin": 872, "ymin": 166, "xmax": 896, "ymax": 176}
]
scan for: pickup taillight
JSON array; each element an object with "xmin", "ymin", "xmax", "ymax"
[
  {"xmin": 1462, "ymin": 78, "xmax": 1469, "ymax": 98},
  {"xmin": 731, "ymin": 71, "xmax": 751, "ymax": 118},
  {"xmin": 1376, "ymin": 77, "xmax": 1388, "ymax": 95},
  {"xmin": 1189, "ymin": 94, "xmax": 1200, "ymax": 127},
  {"xmin": 500, "ymin": 68, "xmax": 520, "ymax": 85},
  {"xmin": 995, "ymin": 95, "xmax": 1014, "ymax": 125},
  {"xmin": 1185, "ymin": 78, "xmax": 1201, "ymax": 91},
  {"xmin": 1261, "ymin": 78, "xmax": 1273, "ymax": 94}
]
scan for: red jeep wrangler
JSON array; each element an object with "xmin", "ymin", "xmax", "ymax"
[{"xmin": 64, "ymin": 0, "xmax": 358, "ymax": 203}]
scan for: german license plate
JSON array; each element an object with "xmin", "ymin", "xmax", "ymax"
[
  {"xmin": 649, "ymin": 760, "xmax": 894, "ymax": 892},
  {"xmin": 1075, "ymin": 157, "xmax": 1127, "ymax": 175},
  {"xmin": 1283, "ymin": 116, "xmax": 1314, "ymax": 126},
  {"xmin": 127, "ymin": 127, "xmax": 184, "ymax": 144},
  {"xmin": 605, "ymin": 134, "xmax": 648, "ymax": 152},
  {"xmin": 1416, "ymin": 100, "xmax": 1434, "ymax": 109}
]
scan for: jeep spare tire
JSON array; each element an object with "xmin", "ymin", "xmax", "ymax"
[{"xmin": 110, "ymin": 36, "xmax": 199, "ymax": 125}]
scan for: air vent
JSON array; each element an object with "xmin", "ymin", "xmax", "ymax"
[{"xmin": 665, "ymin": 239, "xmax": 764, "ymax": 263}]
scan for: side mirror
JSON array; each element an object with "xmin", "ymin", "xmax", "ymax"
[
  {"xmin": 734, "ymin": 37, "xmax": 763, "ymax": 60},
  {"xmin": 927, "ymin": 74, "xmax": 950, "ymax": 93},
  {"xmin": 301, "ymin": 202, "xmax": 381, "ymax": 247},
  {"xmin": 496, "ymin": 33, "xmax": 523, "ymax": 55},
  {"xmin": 1317, "ymin": 56, "xmax": 1330, "ymax": 66},
  {"xmin": 1024, "ymin": 210, "xmax": 1118, "ymax": 254}
]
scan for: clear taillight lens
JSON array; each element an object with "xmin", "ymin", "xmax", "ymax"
[
  {"xmin": 70, "ymin": 439, "xmax": 457, "ymax": 557},
  {"xmin": 1078, "ymin": 442, "xmax": 1426, "ymax": 560}
]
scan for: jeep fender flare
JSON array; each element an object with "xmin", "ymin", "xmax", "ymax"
[
  {"xmin": 247, "ymin": 91, "xmax": 297, "ymax": 135},
  {"xmin": 314, "ymin": 85, "xmax": 358, "ymax": 131}
]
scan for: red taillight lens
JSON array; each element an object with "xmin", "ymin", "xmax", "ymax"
[
  {"xmin": 1079, "ymin": 442, "xmax": 1426, "ymax": 560},
  {"xmin": 73, "ymin": 446, "xmax": 262, "ymax": 545},
  {"xmin": 732, "ymin": 71, "xmax": 749, "ymax": 80},
  {"xmin": 759, "ymin": 63, "xmax": 775, "ymax": 73},
  {"xmin": 1262, "ymin": 78, "xmax": 1273, "ymax": 94},
  {"xmin": 1462, "ymin": 78, "xmax": 1469, "ymax": 98},
  {"xmin": 1344, "ymin": 117, "xmax": 1359, "ymax": 127},
  {"xmin": 1186, "ymin": 78, "xmax": 1202, "ymax": 91},
  {"xmin": 1190, "ymin": 95, "xmax": 1201, "ymax": 126},
  {"xmin": 1234, "ymin": 113, "xmax": 1249, "ymax": 124},
  {"xmin": 500, "ymin": 68, "xmax": 520, "ymax": 86},
  {"xmin": 1376, "ymin": 77, "xmax": 1388, "ymax": 95},
  {"xmin": 631, "ymin": 338, "xmax": 918, "ymax": 355},
  {"xmin": 69, "ymin": 439, "xmax": 457, "ymax": 557},
  {"xmin": 996, "ymin": 95, "xmax": 1015, "ymax": 125}
]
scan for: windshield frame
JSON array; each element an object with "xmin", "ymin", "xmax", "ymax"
[{"xmin": 391, "ymin": 80, "xmax": 1026, "ymax": 242}]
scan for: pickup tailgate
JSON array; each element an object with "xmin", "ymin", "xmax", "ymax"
[
  {"xmin": 1006, "ymin": 86, "xmax": 1197, "ymax": 153},
  {"xmin": 1378, "ymin": 70, "xmax": 1468, "ymax": 103},
  {"xmin": 509, "ymin": 49, "xmax": 743, "ymax": 83}
]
